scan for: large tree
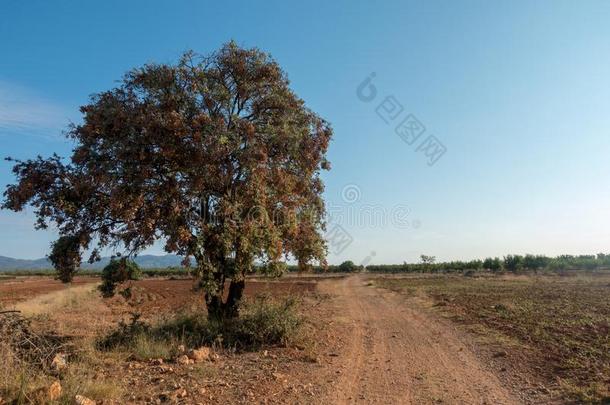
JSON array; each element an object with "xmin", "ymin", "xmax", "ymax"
[{"xmin": 2, "ymin": 42, "xmax": 332, "ymax": 318}]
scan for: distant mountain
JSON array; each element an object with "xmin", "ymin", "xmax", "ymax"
[
  {"xmin": 0, "ymin": 254, "xmax": 183, "ymax": 271},
  {"xmin": 0, "ymin": 256, "xmax": 51, "ymax": 270}
]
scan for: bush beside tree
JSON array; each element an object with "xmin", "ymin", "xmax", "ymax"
[{"xmin": 99, "ymin": 258, "xmax": 142, "ymax": 297}]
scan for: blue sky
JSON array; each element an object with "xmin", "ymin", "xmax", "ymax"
[{"xmin": 1, "ymin": 0, "xmax": 610, "ymax": 263}]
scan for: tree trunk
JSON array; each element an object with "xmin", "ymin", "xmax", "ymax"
[
  {"xmin": 204, "ymin": 279, "xmax": 245, "ymax": 320},
  {"xmin": 203, "ymin": 266, "xmax": 226, "ymax": 320},
  {"xmin": 205, "ymin": 293, "xmax": 224, "ymax": 320},
  {"xmin": 197, "ymin": 250, "xmax": 247, "ymax": 320},
  {"xmin": 225, "ymin": 279, "xmax": 246, "ymax": 318}
]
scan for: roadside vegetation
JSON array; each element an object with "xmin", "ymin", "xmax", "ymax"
[
  {"xmin": 376, "ymin": 274, "xmax": 610, "ymax": 403},
  {"xmin": 0, "ymin": 283, "xmax": 305, "ymax": 403},
  {"xmin": 99, "ymin": 295, "xmax": 302, "ymax": 356},
  {"xmin": 0, "ymin": 289, "xmax": 123, "ymax": 403},
  {"xmin": 367, "ymin": 253, "xmax": 610, "ymax": 274}
]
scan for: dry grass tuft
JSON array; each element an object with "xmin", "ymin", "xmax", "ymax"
[
  {"xmin": 13, "ymin": 284, "xmax": 97, "ymax": 317},
  {"xmin": 0, "ymin": 284, "xmax": 123, "ymax": 403}
]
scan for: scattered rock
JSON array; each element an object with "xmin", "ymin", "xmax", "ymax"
[
  {"xmin": 127, "ymin": 362, "xmax": 144, "ymax": 370},
  {"xmin": 74, "ymin": 395, "xmax": 96, "ymax": 405},
  {"xmin": 157, "ymin": 365, "xmax": 175, "ymax": 373},
  {"xmin": 174, "ymin": 388, "xmax": 187, "ymax": 399},
  {"xmin": 48, "ymin": 381, "xmax": 62, "ymax": 401},
  {"xmin": 150, "ymin": 358, "xmax": 164, "ymax": 365},
  {"xmin": 177, "ymin": 344, "xmax": 186, "ymax": 353},
  {"xmin": 188, "ymin": 347, "xmax": 211, "ymax": 362},
  {"xmin": 50, "ymin": 353, "xmax": 67, "ymax": 371},
  {"xmin": 176, "ymin": 354, "xmax": 193, "ymax": 365},
  {"xmin": 493, "ymin": 351, "xmax": 508, "ymax": 358},
  {"xmin": 272, "ymin": 372, "xmax": 286, "ymax": 380}
]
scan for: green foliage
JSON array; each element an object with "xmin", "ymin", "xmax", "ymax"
[
  {"xmin": 503, "ymin": 255, "xmax": 524, "ymax": 272},
  {"xmin": 99, "ymin": 297, "xmax": 302, "ymax": 353},
  {"xmin": 258, "ymin": 261, "xmax": 288, "ymax": 277},
  {"xmin": 97, "ymin": 312, "xmax": 151, "ymax": 349},
  {"xmin": 48, "ymin": 235, "xmax": 82, "ymax": 283},
  {"xmin": 366, "ymin": 252, "xmax": 610, "ymax": 274},
  {"xmin": 523, "ymin": 254, "xmax": 550, "ymax": 271},
  {"xmin": 420, "ymin": 255, "xmax": 436, "ymax": 265},
  {"xmin": 98, "ymin": 258, "xmax": 141, "ymax": 297},
  {"xmin": 338, "ymin": 260, "xmax": 361, "ymax": 273},
  {"xmin": 367, "ymin": 259, "xmax": 489, "ymax": 274},
  {"xmin": 483, "ymin": 257, "xmax": 503, "ymax": 272},
  {"xmin": 467, "ymin": 259, "xmax": 483, "ymax": 270},
  {"xmin": 160, "ymin": 297, "xmax": 302, "ymax": 349},
  {"xmin": 228, "ymin": 296, "xmax": 302, "ymax": 348}
]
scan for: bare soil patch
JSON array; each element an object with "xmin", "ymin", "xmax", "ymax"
[
  {"xmin": 4, "ymin": 273, "xmax": 596, "ymax": 404},
  {"xmin": 317, "ymin": 275, "xmax": 522, "ymax": 404},
  {"xmin": 0, "ymin": 277, "xmax": 99, "ymax": 306},
  {"xmin": 376, "ymin": 273, "xmax": 610, "ymax": 403}
]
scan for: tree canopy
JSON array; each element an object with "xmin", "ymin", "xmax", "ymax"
[{"xmin": 2, "ymin": 42, "xmax": 332, "ymax": 318}]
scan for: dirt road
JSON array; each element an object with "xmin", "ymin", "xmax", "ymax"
[{"xmin": 318, "ymin": 275, "xmax": 519, "ymax": 404}]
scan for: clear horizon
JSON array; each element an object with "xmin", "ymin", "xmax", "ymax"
[{"xmin": 2, "ymin": 0, "xmax": 610, "ymax": 264}]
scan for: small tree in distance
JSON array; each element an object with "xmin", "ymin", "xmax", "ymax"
[
  {"xmin": 420, "ymin": 255, "xmax": 436, "ymax": 265},
  {"xmin": 483, "ymin": 257, "xmax": 502, "ymax": 272},
  {"xmin": 420, "ymin": 255, "xmax": 436, "ymax": 272},
  {"xmin": 2, "ymin": 42, "xmax": 332, "ymax": 319},
  {"xmin": 503, "ymin": 255, "xmax": 523, "ymax": 273},
  {"xmin": 48, "ymin": 235, "xmax": 82, "ymax": 283},
  {"xmin": 338, "ymin": 260, "xmax": 359, "ymax": 273}
]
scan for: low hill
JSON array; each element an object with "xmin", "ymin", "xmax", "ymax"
[{"xmin": 0, "ymin": 254, "xmax": 183, "ymax": 271}]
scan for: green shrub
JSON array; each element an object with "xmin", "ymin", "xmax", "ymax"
[
  {"xmin": 503, "ymin": 255, "xmax": 524, "ymax": 273},
  {"xmin": 98, "ymin": 258, "xmax": 141, "ymax": 297},
  {"xmin": 158, "ymin": 296, "xmax": 302, "ymax": 350},
  {"xmin": 97, "ymin": 313, "xmax": 151, "ymax": 349},
  {"xmin": 338, "ymin": 260, "xmax": 360, "ymax": 273},
  {"xmin": 231, "ymin": 296, "xmax": 302, "ymax": 348},
  {"xmin": 98, "ymin": 297, "xmax": 302, "ymax": 353}
]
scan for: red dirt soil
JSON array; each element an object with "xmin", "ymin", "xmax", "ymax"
[
  {"xmin": 1, "ymin": 274, "xmax": 553, "ymax": 404},
  {"xmin": 0, "ymin": 276, "xmax": 316, "ymax": 310},
  {"xmin": 0, "ymin": 276, "xmax": 99, "ymax": 306}
]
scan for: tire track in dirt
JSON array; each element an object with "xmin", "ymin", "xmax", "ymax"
[{"xmin": 318, "ymin": 275, "xmax": 520, "ymax": 404}]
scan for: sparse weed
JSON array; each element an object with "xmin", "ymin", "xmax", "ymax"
[{"xmin": 98, "ymin": 296, "xmax": 303, "ymax": 356}]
